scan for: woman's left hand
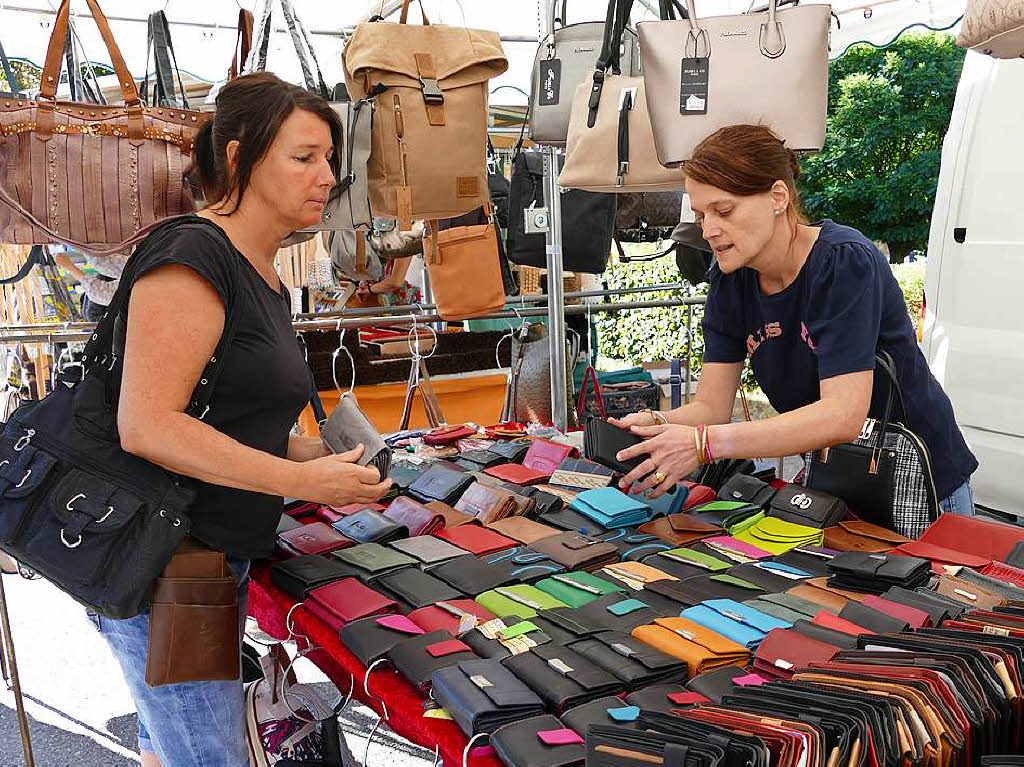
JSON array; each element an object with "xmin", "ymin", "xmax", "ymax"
[{"xmin": 616, "ymin": 423, "xmax": 701, "ymax": 499}]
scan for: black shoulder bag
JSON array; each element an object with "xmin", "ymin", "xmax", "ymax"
[
  {"xmin": 0, "ymin": 217, "xmax": 240, "ymax": 618},
  {"xmin": 802, "ymin": 351, "xmax": 940, "ymax": 538}
]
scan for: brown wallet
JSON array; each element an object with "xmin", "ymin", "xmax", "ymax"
[
  {"xmin": 486, "ymin": 517, "xmax": 561, "ymax": 545},
  {"xmin": 425, "ymin": 500, "xmax": 482, "ymax": 528},
  {"xmin": 454, "ymin": 482, "xmax": 521, "ymax": 524},
  {"xmin": 146, "ymin": 539, "xmax": 239, "ymax": 687},
  {"xmin": 636, "ymin": 513, "xmax": 721, "ymax": 547},
  {"xmin": 823, "ymin": 519, "xmax": 911, "ymax": 553}
]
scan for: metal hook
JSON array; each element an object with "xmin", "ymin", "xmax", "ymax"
[
  {"xmin": 280, "ymin": 645, "xmax": 352, "ymax": 724},
  {"xmin": 284, "ymin": 602, "xmax": 309, "ymax": 646},
  {"xmin": 462, "ymin": 733, "xmax": 488, "ymax": 767},
  {"xmin": 362, "ymin": 659, "xmax": 391, "ymax": 767},
  {"xmin": 331, "ymin": 326, "xmax": 356, "ymax": 397}
]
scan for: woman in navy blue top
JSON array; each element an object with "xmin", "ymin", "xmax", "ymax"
[{"xmin": 615, "ymin": 125, "xmax": 977, "ymax": 516}]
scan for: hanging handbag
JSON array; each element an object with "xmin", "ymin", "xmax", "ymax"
[
  {"xmin": 343, "ymin": 0, "xmax": 509, "ymax": 225},
  {"xmin": 637, "ymin": 0, "xmax": 831, "ymax": 167},
  {"xmin": 801, "ymin": 352, "xmax": 940, "ymax": 539},
  {"xmin": 422, "ymin": 206, "xmax": 507, "ymax": 321},
  {"xmin": 0, "ymin": 217, "xmax": 241, "ymax": 618},
  {"xmin": 529, "ymin": 0, "xmax": 641, "ymax": 146},
  {"xmin": 0, "ymin": 0, "xmax": 208, "ymax": 252},
  {"xmin": 204, "ymin": 8, "xmax": 254, "ymax": 105},
  {"xmin": 501, "ymin": 322, "xmax": 580, "ymax": 428},
  {"xmin": 957, "ymin": 0, "xmax": 1024, "ymax": 58},
  {"xmin": 506, "ymin": 150, "xmax": 616, "ymax": 273},
  {"xmin": 438, "ymin": 204, "xmax": 519, "ymax": 298},
  {"xmin": 139, "ymin": 10, "xmax": 189, "ymax": 109},
  {"xmin": 615, "ymin": 192, "xmax": 683, "ymax": 243},
  {"xmin": 325, "ymin": 229, "xmax": 383, "ymax": 282},
  {"xmin": 367, "ymin": 218, "xmax": 425, "ymax": 259},
  {"xmin": 558, "ymin": 0, "xmax": 685, "ymax": 193}
]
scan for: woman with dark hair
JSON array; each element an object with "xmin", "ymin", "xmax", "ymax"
[
  {"xmin": 614, "ymin": 124, "xmax": 977, "ymax": 517},
  {"xmin": 90, "ymin": 72, "xmax": 392, "ymax": 766}
]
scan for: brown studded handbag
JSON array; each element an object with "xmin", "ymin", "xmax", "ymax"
[{"xmin": 0, "ymin": 0, "xmax": 207, "ymax": 253}]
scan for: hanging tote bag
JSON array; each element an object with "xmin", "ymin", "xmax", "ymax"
[
  {"xmin": 801, "ymin": 353, "xmax": 940, "ymax": 539},
  {"xmin": 342, "ymin": 0, "xmax": 508, "ymax": 227},
  {"xmin": 957, "ymin": 0, "xmax": 1024, "ymax": 58},
  {"xmin": 559, "ymin": 0, "xmax": 685, "ymax": 193},
  {"xmin": 637, "ymin": 0, "xmax": 831, "ymax": 168},
  {"xmin": 529, "ymin": 0, "xmax": 641, "ymax": 146},
  {"xmin": 139, "ymin": 10, "xmax": 190, "ymax": 110},
  {"xmin": 0, "ymin": 0, "xmax": 208, "ymax": 253},
  {"xmin": 0, "ymin": 217, "xmax": 241, "ymax": 618}
]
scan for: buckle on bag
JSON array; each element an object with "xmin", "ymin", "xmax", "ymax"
[{"xmin": 419, "ymin": 78, "xmax": 444, "ymax": 105}]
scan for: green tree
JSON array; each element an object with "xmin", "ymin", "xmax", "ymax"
[{"xmin": 798, "ymin": 33, "xmax": 965, "ymax": 263}]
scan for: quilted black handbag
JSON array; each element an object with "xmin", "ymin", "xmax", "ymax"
[
  {"xmin": 0, "ymin": 217, "xmax": 240, "ymax": 618},
  {"xmin": 802, "ymin": 352, "xmax": 940, "ymax": 538}
]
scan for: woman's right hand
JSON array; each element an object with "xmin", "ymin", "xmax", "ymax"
[
  {"xmin": 293, "ymin": 445, "xmax": 393, "ymax": 505},
  {"xmin": 609, "ymin": 411, "xmax": 658, "ymax": 431}
]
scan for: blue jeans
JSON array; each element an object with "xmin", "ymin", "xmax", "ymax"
[
  {"xmin": 88, "ymin": 557, "xmax": 250, "ymax": 766},
  {"xmin": 939, "ymin": 480, "xmax": 975, "ymax": 517}
]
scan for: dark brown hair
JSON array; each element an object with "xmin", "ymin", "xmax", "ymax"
[
  {"xmin": 193, "ymin": 72, "xmax": 342, "ymax": 213},
  {"xmin": 684, "ymin": 124, "xmax": 807, "ymax": 224}
]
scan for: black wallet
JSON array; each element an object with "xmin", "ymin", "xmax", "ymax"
[
  {"xmin": 583, "ymin": 417, "xmax": 646, "ymax": 476},
  {"xmin": 539, "ymin": 508, "xmax": 603, "ymax": 534},
  {"xmin": 269, "ymin": 554, "xmax": 355, "ymax": 599},
  {"xmin": 332, "ymin": 508, "xmax": 407, "ymax": 545},
  {"xmin": 430, "ymin": 658, "xmax": 546, "ymax": 736},
  {"xmin": 502, "ymin": 643, "xmax": 623, "ymax": 713},
  {"xmin": 462, "ymin": 616, "xmax": 554, "ymax": 660},
  {"xmin": 587, "ymin": 725, "xmax": 726, "ymax": 767},
  {"xmin": 572, "ymin": 594, "xmax": 665, "ymax": 634},
  {"xmin": 882, "ymin": 586, "xmax": 964, "ymax": 624},
  {"xmin": 490, "ymin": 714, "xmax": 586, "ymax": 767},
  {"xmin": 428, "ymin": 554, "xmax": 520, "ymax": 596},
  {"xmin": 389, "ymin": 460, "xmax": 428, "ymax": 491},
  {"xmin": 531, "ymin": 609, "xmax": 604, "ymax": 645},
  {"xmin": 487, "ymin": 439, "xmax": 533, "ymax": 464},
  {"xmin": 454, "ymin": 449, "xmax": 507, "ymax": 472},
  {"xmin": 771, "ymin": 545, "xmax": 840, "ymax": 577},
  {"xmin": 568, "ymin": 631, "xmax": 688, "ymax": 691},
  {"xmin": 827, "ymin": 551, "xmax": 931, "ymax": 594},
  {"xmin": 838, "ymin": 601, "xmax": 910, "ymax": 634},
  {"xmin": 622, "ymin": 684, "xmax": 691, "ymax": 714},
  {"xmin": 787, "ymin": 618, "xmax": 861, "ymax": 649},
  {"xmin": 685, "ymin": 666, "xmax": 751, "ymax": 703},
  {"xmin": 375, "ymin": 567, "xmax": 464, "ymax": 610},
  {"xmin": 561, "ymin": 696, "xmax": 641, "ymax": 734},
  {"xmin": 717, "ymin": 473, "xmax": 777, "ymax": 508},
  {"xmin": 767, "ymin": 483, "xmax": 848, "ymax": 528},
  {"xmin": 727, "ymin": 561, "xmax": 813, "ymax": 592},
  {"xmin": 338, "ymin": 614, "xmax": 429, "ymax": 667},
  {"xmin": 386, "ymin": 630, "xmax": 480, "ymax": 693},
  {"xmin": 408, "ymin": 464, "xmax": 475, "ymax": 505}
]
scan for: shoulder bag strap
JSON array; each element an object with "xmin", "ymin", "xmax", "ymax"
[
  {"xmin": 229, "ymin": 9, "xmax": 254, "ymax": 81},
  {"xmin": 150, "ymin": 11, "xmax": 190, "ymax": 109}
]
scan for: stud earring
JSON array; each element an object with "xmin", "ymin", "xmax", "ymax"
[{"xmin": 774, "ymin": 209, "xmax": 783, "ymax": 216}]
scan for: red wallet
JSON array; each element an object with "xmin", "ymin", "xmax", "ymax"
[
  {"xmin": 892, "ymin": 539, "xmax": 991, "ymax": 570},
  {"xmin": 277, "ymin": 522, "xmax": 353, "ymax": 557},
  {"xmin": 918, "ymin": 513, "xmax": 1024, "ymax": 562},
  {"xmin": 407, "ymin": 600, "xmax": 498, "ymax": 636},
  {"xmin": 753, "ymin": 628, "xmax": 839, "ymax": 680},
  {"xmin": 425, "ymin": 638, "xmax": 474, "ymax": 658},
  {"xmin": 980, "ymin": 561, "xmax": 1024, "ymax": 589},
  {"xmin": 423, "ymin": 425, "xmax": 478, "ymax": 446},
  {"xmin": 861, "ymin": 594, "xmax": 932, "ymax": 628},
  {"xmin": 305, "ymin": 578, "xmax": 399, "ymax": 631},
  {"xmin": 284, "ymin": 501, "xmax": 322, "ymax": 518},
  {"xmin": 433, "ymin": 525, "xmax": 517, "ymax": 556},
  {"xmin": 483, "ymin": 464, "xmax": 550, "ymax": 486},
  {"xmin": 681, "ymin": 482, "xmax": 717, "ymax": 511},
  {"xmin": 384, "ymin": 496, "xmax": 446, "ymax": 537},
  {"xmin": 811, "ymin": 611, "xmax": 873, "ymax": 636}
]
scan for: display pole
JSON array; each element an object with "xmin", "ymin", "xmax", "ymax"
[{"xmin": 543, "ymin": 0, "xmax": 569, "ymax": 431}]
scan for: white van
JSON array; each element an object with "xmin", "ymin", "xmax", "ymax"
[{"xmin": 922, "ymin": 51, "xmax": 1024, "ymax": 519}]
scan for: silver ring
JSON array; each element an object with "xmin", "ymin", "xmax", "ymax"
[{"xmin": 60, "ymin": 529, "xmax": 82, "ymax": 548}]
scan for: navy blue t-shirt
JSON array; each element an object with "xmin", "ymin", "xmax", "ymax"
[{"xmin": 702, "ymin": 219, "xmax": 977, "ymax": 500}]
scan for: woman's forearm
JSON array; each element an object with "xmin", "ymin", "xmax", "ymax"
[
  {"xmin": 661, "ymin": 400, "xmax": 724, "ymax": 428},
  {"xmin": 288, "ymin": 433, "xmax": 329, "ymax": 462}
]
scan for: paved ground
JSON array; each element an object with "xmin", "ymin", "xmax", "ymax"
[{"xmin": 0, "ymin": 573, "xmax": 433, "ymax": 767}]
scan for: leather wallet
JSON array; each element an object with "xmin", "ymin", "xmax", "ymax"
[
  {"xmin": 640, "ymin": 548, "xmax": 732, "ymax": 580},
  {"xmin": 462, "ymin": 616, "xmax": 555, "ymax": 659},
  {"xmin": 501, "ymin": 643, "xmax": 623, "ymax": 713},
  {"xmin": 422, "ymin": 424, "xmax": 477, "ymax": 446},
  {"xmin": 880, "ymin": 586, "xmax": 964, "ymax": 624},
  {"xmin": 951, "ymin": 566, "xmax": 1024, "ymax": 600},
  {"xmin": 386, "ymin": 630, "xmax": 480, "ymax": 693},
  {"xmin": 424, "ymin": 500, "xmax": 481, "ymax": 528},
  {"xmin": 631, "ymin": 617, "xmax": 751, "ymax": 675},
  {"xmin": 408, "ymin": 464, "xmax": 475, "ymax": 504},
  {"xmin": 629, "ymin": 485, "xmax": 689, "ymax": 518},
  {"xmin": 490, "ymin": 714, "xmax": 586, "ymax": 767},
  {"xmin": 648, "ymin": 573, "xmax": 767, "ymax": 606},
  {"xmin": 623, "ymin": 685, "xmax": 697, "ymax": 713},
  {"xmin": 338, "ymin": 613, "xmax": 428, "ymax": 667},
  {"xmin": 319, "ymin": 394, "xmax": 392, "ymax": 479},
  {"xmin": 316, "ymin": 503, "xmax": 385, "ymax": 524},
  {"xmin": 573, "ymin": 594, "xmax": 668, "ymax": 634},
  {"xmin": 455, "ymin": 482, "xmax": 521, "ymax": 524},
  {"xmin": 454, "ymin": 448, "xmax": 506, "ymax": 472},
  {"xmin": 827, "ymin": 551, "xmax": 931, "ymax": 594},
  {"xmin": 535, "ymin": 573, "xmax": 629, "ymax": 609},
  {"xmin": 434, "ymin": 525, "xmax": 517, "ymax": 556},
  {"xmin": 727, "ymin": 561, "xmax": 813, "ymax": 592},
  {"xmin": 688, "ymin": 500, "xmax": 764, "ymax": 530},
  {"xmin": 772, "ymin": 545, "xmax": 841, "ymax": 577},
  {"xmin": 276, "ymin": 514, "xmax": 302, "ymax": 535},
  {"xmin": 613, "ymin": 533, "xmax": 673, "ymax": 563},
  {"xmin": 539, "ymin": 508, "xmax": 602, "ymax": 534},
  {"xmin": 587, "ymin": 724, "xmax": 728, "ymax": 767},
  {"xmin": 685, "ymin": 666, "xmax": 754, "ymax": 703},
  {"xmin": 569, "ymin": 488, "xmax": 654, "ymax": 530},
  {"xmin": 549, "ymin": 458, "xmax": 616, "ymax": 491},
  {"xmin": 808, "ymin": 611, "xmax": 872, "ymax": 636},
  {"xmin": 388, "ymin": 460, "xmax": 427, "ymax": 492},
  {"xmin": 485, "ymin": 464, "xmax": 552, "ymax": 486},
  {"xmin": 277, "ymin": 522, "xmax": 353, "ymax": 557},
  {"xmin": 383, "ymin": 496, "xmax": 445, "ymax": 537},
  {"xmin": 681, "ymin": 483, "xmax": 717, "ymax": 510},
  {"xmin": 635, "ymin": 513, "xmax": 721, "ymax": 548},
  {"xmin": 531, "ymin": 608, "xmax": 605, "ymax": 645},
  {"xmin": 679, "ymin": 599, "xmax": 791, "ymax": 649},
  {"xmin": 476, "ymin": 585, "xmax": 569, "ymax": 619},
  {"xmin": 934, "ymin": 574, "xmax": 1007, "ymax": 609},
  {"xmin": 861, "ymin": 594, "xmax": 932, "ymax": 628},
  {"xmin": 332, "ymin": 508, "xmax": 407, "ymax": 545},
  {"xmin": 486, "ymin": 439, "xmax": 577, "ymax": 486},
  {"xmin": 918, "ymin": 512, "xmax": 1024, "ymax": 562},
  {"xmin": 427, "ymin": 553, "xmax": 519, "ymax": 596},
  {"xmin": 493, "ymin": 485, "xmax": 540, "ymax": 518},
  {"xmin": 388, "ymin": 535, "xmax": 467, "ymax": 565},
  {"xmin": 332, "ymin": 543, "xmax": 417, "ymax": 580},
  {"xmin": 479, "ymin": 546, "xmax": 566, "ymax": 585},
  {"xmin": 599, "ymin": 562, "xmax": 677, "ymax": 591},
  {"xmin": 785, "ymin": 580, "xmax": 852, "ymax": 613},
  {"xmin": 717, "ymin": 473, "xmax": 777, "ymax": 508},
  {"xmin": 752, "ymin": 628, "xmax": 839, "ymax": 679},
  {"xmin": 431, "ymin": 658, "xmax": 546, "ymax": 736},
  {"xmin": 305, "ymin": 578, "xmax": 399, "ymax": 631},
  {"xmin": 486, "ymin": 439, "xmax": 533, "ymax": 464},
  {"xmin": 487, "ymin": 517, "xmax": 561, "ymax": 545},
  {"xmin": 823, "ymin": 519, "xmax": 910, "ymax": 553},
  {"xmin": 568, "ymin": 631, "xmax": 688, "ymax": 691},
  {"xmin": 269, "ymin": 554, "xmax": 355, "ymax": 599},
  {"xmin": 583, "ymin": 417, "xmax": 646, "ymax": 476},
  {"xmin": 894, "ymin": 539, "xmax": 992, "ymax": 569},
  {"xmin": 767, "ymin": 483, "xmax": 848, "ymax": 529},
  {"xmin": 733, "ymin": 516, "xmax": 825, "ymax": 555},
  {"xmin": 529, "ymin": 531, "xmax": 620, "ymax": 572},
  {"xmin": 837, "ymin": 600, "xmax": 910, "ymax": 633},
  {"xmin": 407, "ymin": 599, "xmax": 498, "ymax": 636},
  {"xmin": 561, "ymin": 696, "xmax": 643, "ymax": 732},
  {"xmin": 374, "ymin": 567, "xmax": 463, "ymax": 610}
]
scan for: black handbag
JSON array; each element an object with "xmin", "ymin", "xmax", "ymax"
[
  {"xmin": 0, "ymin": 217, "xmax": 239, "ymax": 618},
  {"xmin": 506, "ymin": 149, "xmax": 616, "ymax": 273},
  {"xmin": 802, "ymin": 352, "xmax": 940, "ymax": 538},
  {"xmin": 614, "ymin": 192, "xmax": 683, "ymax": 243}
]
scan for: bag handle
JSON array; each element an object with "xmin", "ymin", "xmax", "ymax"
[
  {"xmin": 399, "ymin": 0, "xmax": 430, "ymax": 26},
  {"xmin": 60, "ymin": 22, "xmax": 106, "ymax": 105},
  {"xmin": 577, "ymin": 365, "xmax": 606, "ymax": 422},
  {"xmin": 141, "ymin": 11, "xmax": 190, "ymax": 109},
  {"xmin": 229, "ymin": 9, "xmax": 255, "ymax": 81},
  {"xmin": 247, "ymin": 0, "xmax": 330, "ymax": 98},
  {"xmin": 0, "ymin": 246, "xmax": 40, "ymax": 286},
  {"xmin": 681, "ymin": 0, "xmax": 785, "ymax": 58},
  {"xmin": 0, "ymin": 37, "xmax": 21, "ymax": 95}
]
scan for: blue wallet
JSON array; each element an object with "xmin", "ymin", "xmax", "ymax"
[{"xmin": 570, "ymin": 488, "xmax": 654, "ymax": 529}]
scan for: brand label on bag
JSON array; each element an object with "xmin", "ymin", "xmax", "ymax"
[
  {"xmin": 679, "ymin": 58, "xmax": 709, "ymax": 115},
  {"xmin": 539, "ymin": 59, "xmax": 562, "ymax": 105}
]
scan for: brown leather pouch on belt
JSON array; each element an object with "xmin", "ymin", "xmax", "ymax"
[{"xmin": 145, "ymin": 540, "xmax": 239, "ymax": 687}]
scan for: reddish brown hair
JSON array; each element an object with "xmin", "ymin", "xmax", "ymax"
[{"xmin": 684, "ymin": 125, "xmax": 806, "ymax": 224}]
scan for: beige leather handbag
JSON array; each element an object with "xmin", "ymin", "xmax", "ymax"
[
  {"xmin": 422, "ymin": 206, "xmax": 505, "ymax": 321},
  {"xmin": 957, "ymin": 0, "xmax": 1024, "ymax": 58},
  {"xmin": 0, "ymin": 0, "xmax": 206, "ymax": 252},
  {"xmin": 343, "ymin": 0, "xmax": 508, "ymax": 227},
  {"xmin": 638, "ymin": 0, "xmax": 831, "ymax": 167}
]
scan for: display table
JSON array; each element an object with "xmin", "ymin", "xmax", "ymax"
[{"xmin": 248, "ymin": 565, "xmax": 502, "ymax": 767}]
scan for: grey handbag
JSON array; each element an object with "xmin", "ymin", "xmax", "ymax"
[
  {"xmin": 637, "ymin": 0, "xmax": 832, "ymax": 167},
  {"xmin": 529, "ymin": 0, "xmax": 640, "ymax": 146},
  {"xmin": 307, "ymin": 90, "xmax": 374, "ymax": 233},
  {"xmin": 325, "ymin": 230, "xmax": 383, "ymax": 282}
]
